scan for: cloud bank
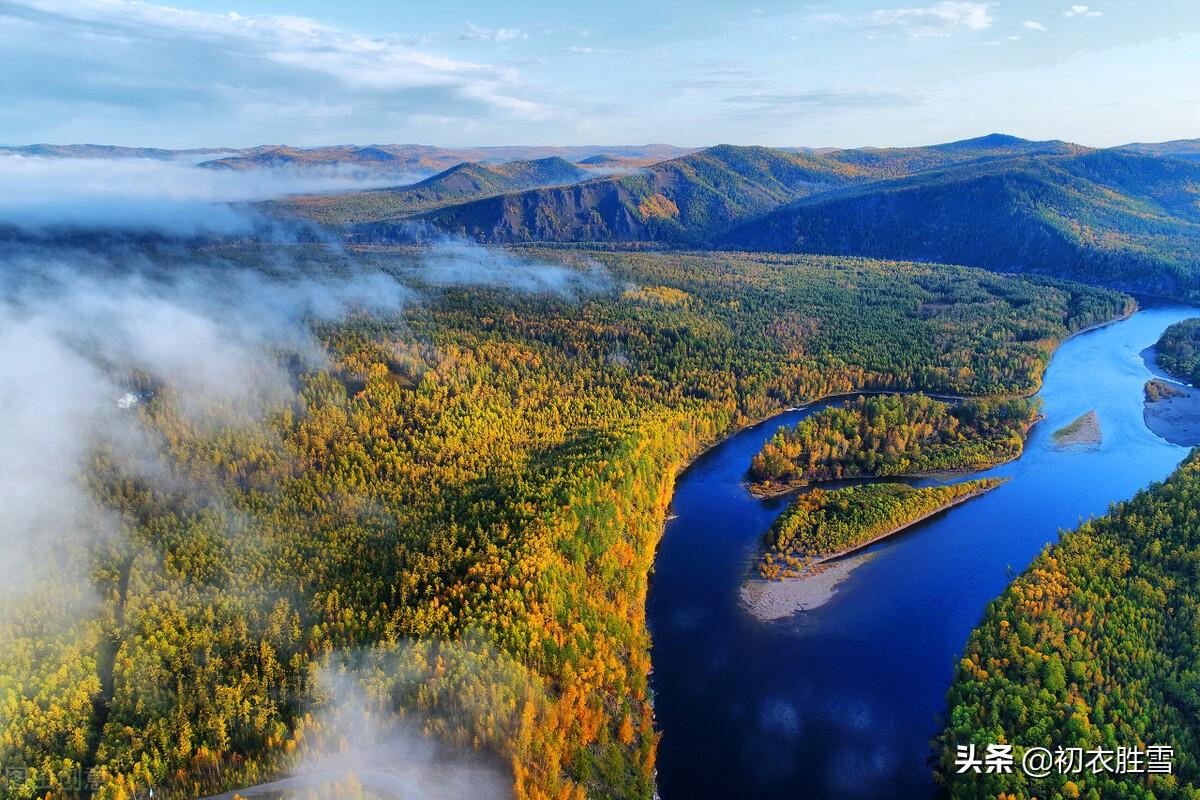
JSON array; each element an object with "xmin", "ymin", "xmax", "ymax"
[
  {"xmin": 0, "ymin": 0, "xmax": 547, "ymax": 146},
  {"xmin": 0, "ymin": 155, "xmax": 420, "ymax": 235}
]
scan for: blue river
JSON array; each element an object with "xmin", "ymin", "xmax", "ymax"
[{"xmin": 647, "ymin": 304, "xmax": 1195, "ymax": 799}]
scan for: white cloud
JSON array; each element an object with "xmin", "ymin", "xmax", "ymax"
[
  {"xmin": 815, "ymin": 2, "xmax": 994, "ymax": 38},
  {"xmin": 561, "ymin": 45, "xmax": 612, "ymax": 55},
  {"xmin": 867, "ymin": 2, "xmax": 995, "ymax": 37},
  {"xmin": 461, "ymin": 22, "xmax": 528, "ymax": 43},
  {"xmin": 1063, "ymin": 5, "xmax": 1103, "ymax": 17},
  {"xmin": 1022, "ymin": 20, "xmax": 1049, "ymax": 31},
  {"xmin": 0, "ymin": 0, "xmax": 549, "ymax": 144}
]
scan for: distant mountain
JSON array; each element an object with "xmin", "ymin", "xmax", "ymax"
[
  {"xmin": 388, "ymin": 137, "xmax": 1091, "ymax": 246},
  {"xmin": 404, "ymin": 145, "xmax": 871, "ymax": 245},
  {"xmin": 199, "ymin": 143, "xmax": 694, "ymax": 174},
  {"xmin": 19, "ymin": 135, "xmax": 1198, "ymax": 299},
  {"xmin": 577, "ymin": 153, "xmax": 662, "ymax": 169},
  {"xmin": 823, "ymin": 133, "xmax": 1086, "ymax": 178},
  {"xmin": 0, "ymin": 144, "xmax": 231, "ymax": 160},
  {"xmin": 1115, "ymin": 139, "xmax": 1200, "ymax": 162},
  {"xmin": 722, "ymin": 150, "xmax": 1200, "ymax": 298},
  {"xmin": 281, "ymin": 157, "xmax": 590, "ymax": 225},
  {"xmin": 577, "ymin": 154, "xmax": 630, "ymax": 166}
]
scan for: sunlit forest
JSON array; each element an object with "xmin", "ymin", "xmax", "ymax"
[
  {"xmin": 1155, "ymin": 318, "xmax": 1200, "ymax": 385},
  {"xmin": 940, "ymin": 452, "xmax": 1200, "ymax": 799},
  {"xmin": 756, "ymin": 478, "xmax": 1004, "ymax": 579},
  {"xmin": 747, "ymin": 393, "xmax": 1040, "ymax": 493},
  {"xmin": 0, "ymin": 245, "xmax": 1133, "ymax": 800}
]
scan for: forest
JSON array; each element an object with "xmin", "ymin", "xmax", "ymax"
[
  {"xmin": 293, "ymin": 138, "xmax": 1200, "ymax": 302},
  {"xmin": 1154, "ymin": 318, "xmax": 1200, "ymax": 385},
  {"xmin": 0, "ymin": 245, "xmax": 1131, "ymax": 800},
  {"xmin": 756, "ymin": 478, "xmax": 1005, "ymax": 579},
  {"xmin": 939, "ymin": 452, "xmax": 1200, "ymax": 799},
  {"xmin": 747, "ymin": 393, "xmax": 1040, "ymax": 493}
]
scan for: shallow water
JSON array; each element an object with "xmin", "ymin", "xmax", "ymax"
[{"xmin": 647, "ymin": 305, "xmax": 1195, "ymax": 799}]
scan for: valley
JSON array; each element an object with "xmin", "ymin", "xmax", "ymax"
[
  {"xmin": 3, "ymin": 132, "xmax": 1200, "ymax": 800},
  {"xmin": 6, "ymin": 3, "xmax": 1200, "ymax": 798},
  {"xmin": 0, "ymin": 239, "xmax": 1132, "ymax": 800}
]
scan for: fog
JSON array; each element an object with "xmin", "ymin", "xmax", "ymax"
[
  {"xmin": 0, "ymin": 226, "xmax": 613, "ymax": 603},
  {"xmin": 0, "ymin": 155, "xmax": 423, "ymax": 235},
  {"xmin": 0, "ymin": 156, "xmax": 618, "ymax": 797},
  {"xmin": 0, "ymin": 245, "xmax": 414, "ymax": 603},
  {"xmin": 267, "ymin": 642, "xmax": 522, "ymax": 800},
  {"xmin": 418, "ymin": 237, "xmax": 614, "ymax": 296}
]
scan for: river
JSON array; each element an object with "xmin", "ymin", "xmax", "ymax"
[{"xmin": 646, "ymin": 304, "xmax": 1195, "ymax": 799}]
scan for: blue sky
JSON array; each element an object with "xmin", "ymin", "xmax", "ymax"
[{"xmin": 1, "ymin": 0, "xmax": 1197, "ymax": 148}]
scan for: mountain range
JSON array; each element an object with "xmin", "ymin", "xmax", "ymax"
[
  {"xmin": 279, "ymin": 156, "xmax": 591, "ymax": 226},
  {"xmin": 6, "ymin": 134, "xmax": 1199, "ymax": 299},
  {"xmin": 310, "ymin": 133, "xmax": 1199, "ymax": 299}
]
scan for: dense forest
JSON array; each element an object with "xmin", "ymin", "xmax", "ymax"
[
  {"xmin": 939, "ymin": 451, "xmax": 1200, "ymax": 799},
  {"xmin": 0, "ymin": 246, "xmax": 1131, "ymax": 800},
  {"xmin": 747, "ymin": 393, "xmax": 1040, "ymax": 493},
  {"xmin": 756, "ymin": 478, "xmax": 1004, "ymax": 579},
  {"xmin": 1154, "ymin": 318, "xmax": 1200, "ymax": 385}
]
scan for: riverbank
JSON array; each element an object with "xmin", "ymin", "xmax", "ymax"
[
  {"xmin": 740, "ymin": 554, "xmax": 874, "ymax": 621},
  {"xmin": 1053, "ymin": 409, "xmax": 1101, "ymax": 448},
  {"xmin": 677, "ymin": 306, "xmax": 1137, "ymax": 496},
  {"xmin": 1144, "ymin": 379, "xmax": 1200, "ymax": 446},
  {"xmin": 648, "ymin": 303, "xmax": 1196, "ymax": 800},
  {"xmin": 741, "ymin": 481, "xmax": 1004, "ymax": 621}
]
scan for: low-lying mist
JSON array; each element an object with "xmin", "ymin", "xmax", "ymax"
[
  {"xmin": 0, "ymin": 155, "xmax": 424, "ymax": 236},
  {"xmin": 0, "ymin": 144, "xmax": 628, "ymax": 796},
  {"xmin": 0, "ymin": 233, "xmax": 611, "ymax": 595},
  {"xmin": 0, "ymin": 158, "xmax": 616, "ymax": 795}
]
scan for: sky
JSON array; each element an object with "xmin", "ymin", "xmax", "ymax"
[{"xmin": 0, "ymin": 0, "xmax": 1197, "ymax": 149}]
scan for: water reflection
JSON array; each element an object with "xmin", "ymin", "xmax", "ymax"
[{"xmin": 648, "ymin": 305, "xmax": 1194, "ymax": 799}]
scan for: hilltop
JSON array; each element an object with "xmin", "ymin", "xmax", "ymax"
[
  {"xmin": 1116, "ymin": 138, "xmax": 1200, "ymax": 162},
  {"xmin": 280, "ymin": 156, "xmax": 590, "ymax": 226},
  {"xmin": 197, "ymin": 143, "xmax": 694, "ymax": 174}
]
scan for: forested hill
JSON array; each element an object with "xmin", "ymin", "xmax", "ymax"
[
  {"xmin": 822, "ymin": 133, "xmax": 1083, "ymax": 177},
  {"xmin": 1116, "ymin": 138, "xmax": 1200, "ymax": 162},
  {"xmin": 722, "ymin": 150, "xmax": 1200, "ymax": 299},
  {"xmin": 392, "ymin": 136, "xmax": 1081, "ymax": 247},
  {"xmin": 280, "ymin": 156, "xmax": 589, "ymax": 226},
  {"xmin": 940, "ymin": 451, "xmax": 1200, "ymax": 798},
  {"xmin": 307, "ymin": 135, "xmax": 1200, "ymax": 300},
  {"xmin": 408, "ymin": 145, "xmax": 871, "ymax": 246}
]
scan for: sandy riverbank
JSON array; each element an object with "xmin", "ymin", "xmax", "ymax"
[
  {"xmin": 1053, "ymin": 409, "xmax": 1101, "ymax": 448},
  {"xmin": 740, "ymin": 554, "xmax": 875, "ymax": 621},
  {"xmin": 740, "ymin": 482, "xmax": 1003, "ymax": 621},
  {"xmin": 1144, "ymin": 379, "xmax": 1200, "ymax": 446}
]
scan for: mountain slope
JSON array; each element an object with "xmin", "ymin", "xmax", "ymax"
[
  {"xmin": 375, "ymin": 136, "xmax": 1093, "ymax": 247},
  {"xmin": 722, "ymin": 151, "xmax": 1200, "ymax": 298},
  {"xmin": 1116, "ymin": 138, "xmax": 1200, "ymax": 162},
  {"xmin": 824, "ymin": 133, "xmax": 1085, "ymax": 177},
  {"xmin": 198, "ymin": 143, "xmax": 694, "ymax": 173},
  {"xmin": 281, "ymin": 157, "xmax": 589, "ymax": 225},
  {"xmin": 404, "ymin": 145, "xmax": 871, "ymax": 245},
  {"xmin": 940, "ymin": 450, "xmax": 1200, "ymax": 798}
]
